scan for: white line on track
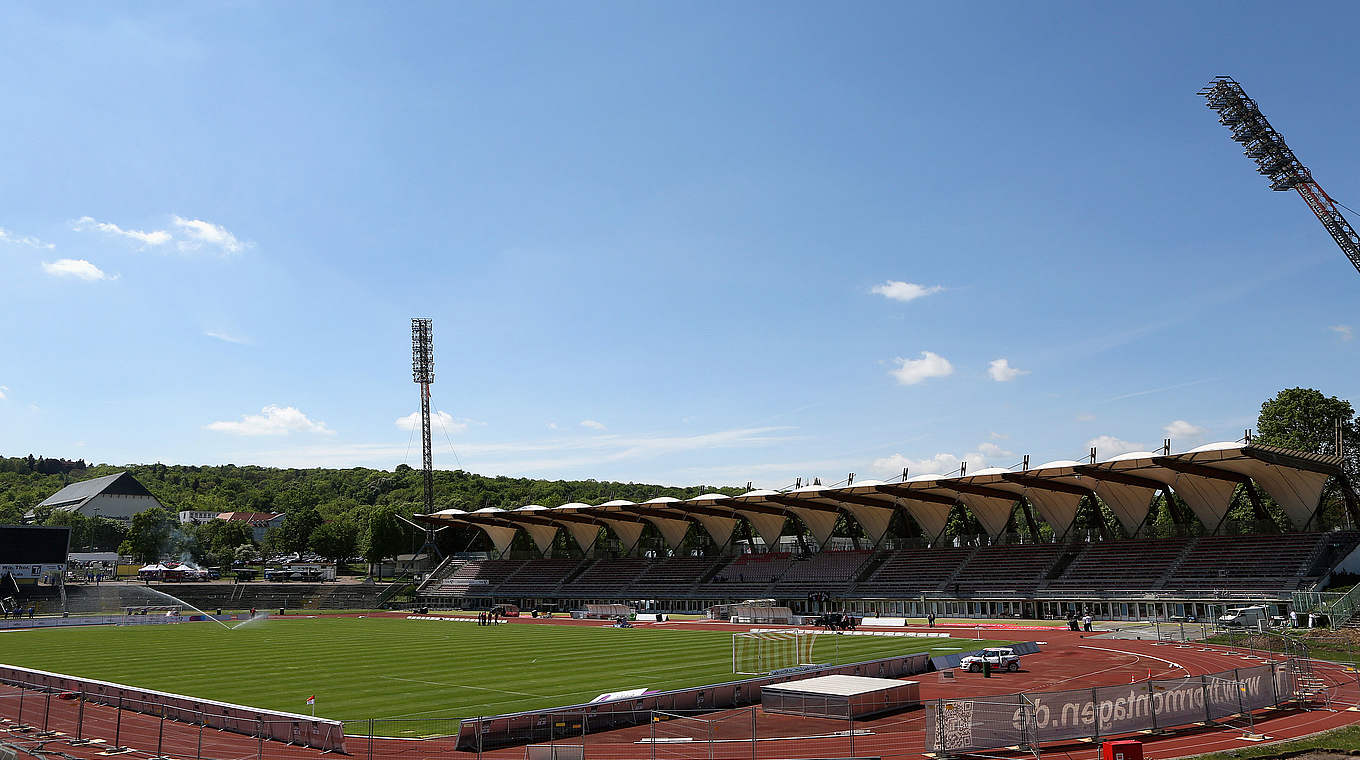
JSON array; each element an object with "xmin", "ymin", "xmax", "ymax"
[{"xmin": 1078, "ymin": 644, "xmax": 1183, "ymax": 671}]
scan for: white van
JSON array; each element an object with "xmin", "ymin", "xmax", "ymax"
[{"xmin": 1218, "ymin": 605, "xmax": 1267, "ymax": 627}]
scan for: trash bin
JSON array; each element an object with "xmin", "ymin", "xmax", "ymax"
[{"xmin": 983, "ymin": 661, "xmax": 992, "ymax": 678}]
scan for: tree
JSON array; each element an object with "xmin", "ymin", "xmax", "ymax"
[
  {"xmin": 1256, "ymin": 388, "xmax": 1359, "ymax": 470},
  {"xmin": 121, "ymin": 507, "xmax": 175, "ymax": 563},
  {"xmin": 194, "ymin": 519, "xmax": 256, "ymax": 568},
  {"xmin": 361, "ymin": 505, "xmax": 407, "ymax": 579},
  {"xmin": 234, "ymin": 544, "xmax": 261, "ymax": 566},
  {"xmin": 309, "ymin": 519, "xmax": 359, "ymax": 573},
  {"xmin": 278, "ymin": 506, "xmax": 323, "ymax": 555},
  {"xmin": 1256, "ymin": 387, "xmax": 1360, "ymax": 528}
]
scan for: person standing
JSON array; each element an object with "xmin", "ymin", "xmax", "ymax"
[{"xmin": 927, "ymin": 612, "xmax": 936, "ymax": 628}]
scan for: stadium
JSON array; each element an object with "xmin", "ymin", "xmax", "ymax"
[
  {"xmin": 3, "ymin": 430, "xmax": 1360, "ymax": 760},
  {"xmin": 7, "ymin": 7, "xmax": 1360, "ymax": 760}
]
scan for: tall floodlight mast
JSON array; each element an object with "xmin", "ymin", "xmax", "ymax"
[
  {"xmin": 411, "ymin": 318, "xmax": 435, "ymax": 514},
  {"xmin": 1201, "ymin": 76, "xmax": 1360, "ymax": 275}
]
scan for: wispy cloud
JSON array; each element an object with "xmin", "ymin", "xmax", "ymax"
[
  {"xmin": 173, "ymin": 216, "xmax": 247, "ymax": 254},
  {"xmin": 1075, "ymin": 412, "xmax": 1096, "ymax": 422},
  {"xmin": 206, "ymin": 405, "xmax": 334, "ymax": 436},
  {"xmin": 205, "ymin": 330, "xmax": 250, "ymax": 345},
  {"xmin": 871, "ymin": 439, "xmax": 1013, "ymax": 479},
  {"xmin": 0, "ymin": 227, "xmax": 54, "ymax": 249},
  {"xmin": 1330, "ymin": 325, "xmax": 1353, "ymax": 342},
  {"xmin": 870, "ymin": 280, "xmax": 943, "ymax": 303},
  {"xmin": 42, "ymin": 258, "xmax": 115, "ymax": 281},
  {"xmin": 546, "ymin": 422, "xmax": 559, "ymax": 430},
  {"xmin": 0, "ymin": 385, "xmax": 8, "ymax": 401},
  {"xmin": 1162, "ymin": 419, "xmax": 1206, "ymax": 439},
  {"xmin": 1087, "ymin": 435, "xmax": 1145, "ymax": 458},
  {"xmin": 1104, "ymin": 377, "xmax": 1214, "ymax": 403},
  {"xmin": 395, "ymin": 410, "xmax": 478, "ymax": 434},
  {"xmin": 74, "ymin": 214, "xmax": 248, "ymax": 254},
  {"xmin": 74, "ymin": 216, "xmax": 171, "ymax": 246},
  {"xmin": 233, "ymin": 426, "xmax": 798, "ymax": 474},
  {"xmin": 987, "ymin": 358, "xmax": 1029, "ymax": 382},
  {"xmin": 580, "ymin": 419, "xmax": 607, "ymax": 431},
  {"xmin": 889, "ymin": 351, "xmax": 953, "ymax": 385}
]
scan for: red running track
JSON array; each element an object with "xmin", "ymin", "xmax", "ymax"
[{"xmin": 2, "ymin": 619, "xmax": 1357, "ymax": 760}]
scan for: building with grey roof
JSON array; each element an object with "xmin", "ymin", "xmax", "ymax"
[{"xmin": 28, "ymin": 472, "xmax": 167, "ymax": 523}]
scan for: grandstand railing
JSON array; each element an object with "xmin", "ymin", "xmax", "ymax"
[{"xmin": 1293, "ymin": 584, "xmax": 1360, "ymax": 627}]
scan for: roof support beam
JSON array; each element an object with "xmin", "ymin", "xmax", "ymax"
[
  {"xmin": 934, "ymin": 481, "xmax": 1025, "ymax": 501},
  {"xmin": 764, "ymin": 495, "xmax": 844, "ymax": 514},
  {"xmin": 1151, "ymin": 457, "xmax": 1250, "ymax": 484},
  {"xmin": 1001, "ymin": 473, "xmax": 1096, "ymax": 498},
  {"xmin": 1072, "ymin": 466, "xmax": 1166, "ymax": 491},
  {"xmin": 873, "ymin": 485, "xmax": 959, "ymax": 507}
]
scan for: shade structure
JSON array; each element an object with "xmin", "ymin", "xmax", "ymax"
[{"xmin": 413, "ymin": 442, "xmax": 1348, "ymax": 552}]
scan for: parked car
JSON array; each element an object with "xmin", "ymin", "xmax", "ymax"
[{"xmin": 960, "ymin": 647, "xmax": 1021, "ymax": 673}]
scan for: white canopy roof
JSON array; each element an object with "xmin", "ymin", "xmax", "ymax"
[{"xmin": 414, "ymin": 442, "xmax": 1346, "ymax": 552}]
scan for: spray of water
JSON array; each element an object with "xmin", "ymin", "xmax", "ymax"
[
  {"xmin": 138, "ymin": 586, "xmax": 235, "ymax": 631},
  {"xmin": 230, "ymin": 611, "xmax": 272, "ymax": 630}
]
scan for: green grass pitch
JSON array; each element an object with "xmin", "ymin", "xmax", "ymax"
[{"xmin": 0, "ymin": 617, "xmax": 1011, "ymax": 722}]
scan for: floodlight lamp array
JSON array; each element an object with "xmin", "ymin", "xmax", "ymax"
[
  {"xmin": 411, "ymin": 318, "xmax": 434, "ymax": 385},
  {"xmin": 1200, "ymin": 76, "xmax": 1310, "ymax": 192}
]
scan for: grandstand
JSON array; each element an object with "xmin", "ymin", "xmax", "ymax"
[{"xmin": 414, "ymin": 441, "xmax": 1360, "ymax": 624}]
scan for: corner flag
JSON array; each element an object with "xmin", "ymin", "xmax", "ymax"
[{"xmin": 306, "ymin": 695, "xmax": 315, "ymax": 705}]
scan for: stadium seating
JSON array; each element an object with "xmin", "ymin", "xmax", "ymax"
[
  {"xmin": 855, "ymin": 546, "xmax": 974, "ymax": 595},
  {"xmin": 431, "ymin": 560, "xmax": 525, "ymax": 596},
  {"xmin": 698, "ymin": 553, "xmax": 794, "ymax": 595},
  {"xmin": 951, "ymin": 543, "xmax": 1067, "ymax": 592},
  {"xmin": 628, "ymin": 556, "xmax": 728, "ymax": 596},
  {"xmin": 771, "ymin": 550, "xmax": 875, "ymax": 592},
  {"xmin": 1045, "ymin": 538, "xmax": 1189, "ymax": 590},
  {"xmin": 1163, "ymin": 533, "xmax": 1324, "ymax": 592},
  {"xmin": 494, "ymin": 559, "xmax": 579, "ymax": 595},
  {"xmin": 559, "ymin": 558, "xmax": 650, "ymax": 595}
]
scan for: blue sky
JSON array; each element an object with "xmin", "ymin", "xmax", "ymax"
[{"xmin": 2, "ymin": 1, "xmax": 1357, "ymax": 488}]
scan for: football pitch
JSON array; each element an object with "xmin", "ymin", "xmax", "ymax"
[{"xmin": 0, "ymin": 617, "xmax": 1009, "ymax": 721}]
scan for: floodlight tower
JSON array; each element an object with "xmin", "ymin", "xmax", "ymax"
[
  {"xmin": 1200, "ymin": 76, "xmax": 1360, "ymax": 275},
  {"xmin": 411, "ymin": 318, "xmax": 435, "ymax": 514}
]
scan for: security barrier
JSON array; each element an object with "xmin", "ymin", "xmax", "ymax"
[{"xmin": 926, "ymin": 663, "xmax": 1293, "ymax": 754}]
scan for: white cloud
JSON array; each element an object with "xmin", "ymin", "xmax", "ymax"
[
  {"xmin": 235, "ymin": 425, "xmax": 798, "ymax": 474},
  {"xmin": 0, "ymin": 385, "xmax": 8, "ymax": 400},
  {"xmin": 42, "ymin": 258, "xmax": 114, "ymax": 281},
  {"xmin": 889, "ymin": 351, "xmax": 953, "ymax": 385},
  {"xmin": 974, "ymin": 441, "xmax": 1010, "ymax": 458},
  {"xmin": 1075, "ymin": 412, "xmax": 1096, "ymax": 422},
  {"xmin": 205, "ymin": 330, "xmax": 250, "ymax": 345},
  {"xmin": 580, "ymin": 419, "xmax": 607, "ymax": 431},
  {"xmin": 173, "ymin": 216, "xmax": 246, "ymax": 253},
  {"xmin": 1086, "ymin": 435, "xmax": 1145, "ymax": 458},
  {"xmin": 870, "ymin": 281, "xmax": 944, "ymax": 303},
  {"xmin": 546, "ymin": 422, "xmax": 559, "ymax": 430},
  {"xmin": 0, "ymin": 227, "xmax": 54, "ymax": 249},
  {"xmin": 988, "ymin": 431, "xmax": 1007, "ymax": 440},
  {"xmin": 206, "ymin": 405, "xmax": 334, "ymax": 436},
  {"xmin": 987, "ymin": 358, "xmax": 1029, "ymax": 382},
  {"xmin": 395, "ymin": 410, "xmax": 472, "ymax": 434},
  {"xmin": 871, "ymin": 452, "xmax": 960, "ymax": 477},
  {"xmin": 1330, "ymin": 325, "xmax": 1353, "ymax": 341},
  {"xmin": 1162, "ymin": 419, "xmax": 1206, "ymax": 438},
  {"xmin": 73, "ymin": 216, "xmax": 171, "ymax": 246}
]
